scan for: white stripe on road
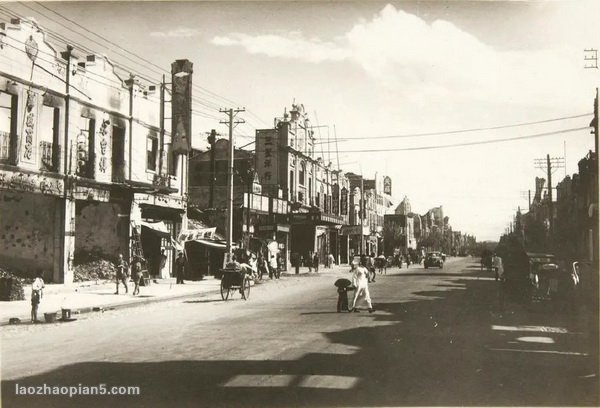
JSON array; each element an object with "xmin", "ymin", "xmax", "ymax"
[
  {"xmin": 487, "ymin": 347, "xmax": 587, "ymax": 356},
  {"xmin": 491, "ymin": 325, "xmax": 569, "ymax": 334},
  {"xmin": 222, "ymin": 374, "xmax": 360, "ymax": 389}
]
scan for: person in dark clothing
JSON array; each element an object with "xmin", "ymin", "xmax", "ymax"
[
  {"xmin": 313, "ymin": 253, "xmax": 319, "ymax": 273},
  {"xmin": 175, "ymin": 252, "xmax": 185, "ymax": 284},
  {"xmin": 131, "ymin": 256, "xmax": 143, "ymax": 295},
  {"xmin": 114, "ymin": 253, "xmax": 129, "ymax": 294}
]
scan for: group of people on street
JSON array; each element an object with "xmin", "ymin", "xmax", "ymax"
[
  {"xmin": 336, "ymin": 255, "xmax": 375, "ymax": 313},
  {"xmin": 115, "ymin": 253, "xmax": 152, "ymax": 295}
]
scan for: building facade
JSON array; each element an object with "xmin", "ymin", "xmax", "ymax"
[
  {"xmin": 255, "ymin": 103, "xmax": 350, "ymax": 265},
  {"xmin": 0, "ymin": 18, "xmax": 189, "ymax": 283}
]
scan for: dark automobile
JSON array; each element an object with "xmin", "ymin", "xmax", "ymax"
[{"xmin": 424, "ymin": 252, "xmax": 444, "ymax": 269}]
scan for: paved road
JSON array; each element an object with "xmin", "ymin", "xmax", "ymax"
[{"xmin": 2, "ymin": 257, "xmax": 598, "ymax": 407}]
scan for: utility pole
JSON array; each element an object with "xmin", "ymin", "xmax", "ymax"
[
  {"xmin": 158, "ymin": 74, "xmax": 165, "ymax": 176},
  {"xmin": 207, "ymin": 129, "xmax": 218, "ymax": 208},
  {"xmin": 220, "ymin": 108, "xmax": 245, "ymax": 262},
  {"xmin": 360, "ymin": 177, "xmax": 365, "ymax": 255},
  {"xmin": 593, "ymin": 88, "xmax": 599, "ymax": 156},
  {"xmin": 534, "ymin": 155, "xmax": 565, "ymax": 239}
]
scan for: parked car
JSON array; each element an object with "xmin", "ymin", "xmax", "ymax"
[{"xmin": 424, "ymin": 252, "xmax": 444, "ymax": 269}]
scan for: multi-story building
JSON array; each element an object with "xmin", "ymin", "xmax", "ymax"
[
  {"xmin": 346, "ymin": 172, "xmax": 393, "ymax": 257},
  {"xmin": 255, "ymin": 103, "xmax": 350, "ymax": 264},
  {"xmin": 0, "ymin": 18, "xmax": 189, "ymax": 283},
  {"xmin": 187, "ymin": 136, "xmax": 289, "ymax": 272}
]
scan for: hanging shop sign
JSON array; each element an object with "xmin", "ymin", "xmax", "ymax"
[{"xmin": 171, "ymin": 59, "xmax": 193, "ymax": 154}]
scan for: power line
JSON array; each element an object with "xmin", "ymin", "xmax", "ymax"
[
  {"xmin": 315, "ymin": 113, "xmax": 592, "ymax": 144},
  {"xmin": 246, "ymin": 126, "xmax": 590, "ymax": 154}
]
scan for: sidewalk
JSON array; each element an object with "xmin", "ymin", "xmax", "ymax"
[
  {"xmin": 0, "ymin": 277, "xmax": 221, "ymax": 326},
  {"xmin": 0, "ymin": 266, "xmax": 341, "ymax": 326}
]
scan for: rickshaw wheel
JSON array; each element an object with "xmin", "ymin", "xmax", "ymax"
[
  {"xmin": 241, "ymin": 277, "xmax": 251, "ymax": 300},
  {"xmin": 220, "ymin": 279, "xmax": 230, "ymax": 301}
]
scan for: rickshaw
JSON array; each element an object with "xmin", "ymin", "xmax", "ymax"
[{"xmin": 219, "ymin": 264, "xmax": 252, "ymax": 301}]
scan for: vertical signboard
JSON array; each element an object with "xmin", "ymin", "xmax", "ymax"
[
  {"xmin": 171, "ymin": 59, "xmax": 193, "ymax": 154},
  {"xmin": 340, "ymin": 187, "xmax": 348, "ymax": 215},
  {"xmin": 20, "ymin": 90, "xmax": 38, "ymax": 164},
  {"xmin": 332, "ymin": 183, "xmax": 340, "ymax": 215},
  {"xmin": 256, "ymin": 129, "xmax": 279, "ymax": 185}
]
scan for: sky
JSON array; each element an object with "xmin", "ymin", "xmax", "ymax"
[{"xmin": 3, "ymin": 1, "xmax": 599, "ymax": 241}]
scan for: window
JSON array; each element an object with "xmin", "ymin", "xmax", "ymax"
[
  {"xmin": 39, "ymin": 105, "xmax": 60, "ymax": 171},
  {"xmin": 299, "ymin": 161, "xmax": 305, "ymax": 186},
  {"xmin": 289, "ymin": 170, "xmax": 294, "ymax": 200},
  {"xmin": 112, "ymin": 126, "xmax": 126, "ymax": 182},
  {"xmin": 0, "ymin": 91, "xmax": 17, "ymax": 163},
  {"xmin": 76, "ymin": 117, "xmax": 95, "ymax": 178},
  {"xmin": 146, "ymin": 135, "xmax": 158, "ymax": 172}
]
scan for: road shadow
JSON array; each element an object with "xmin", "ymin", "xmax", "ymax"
[{"xmin": 3, "ymin": 263, "xmax": 597, "ymax": 408}]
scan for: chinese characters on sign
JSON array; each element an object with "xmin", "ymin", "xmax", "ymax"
[
  {"xmin": 21, "ymin": 90, "xmax": 38, "ymax": 164},
  {"xmin": 97, "ymin": 118, "xmax": 111, "ymax": 174},
  {"xmin": 256, "ymin": 129, "xmax": 279, "ymax": 185}
]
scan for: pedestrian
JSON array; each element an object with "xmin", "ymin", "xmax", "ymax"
[
  {"xmin": 31, "ymin": 270, "xmax": 44, "ymax": 323},
  {"xmin": 269, "ymin": 254, "xmax": 278, "ymax": 279},
  {"xmin": 131, "ymin": 255, "xmax": 143, "ymax": 296},
  {"xmin": 307, "ymin": 252, "xmax": 313, "ymax": 272},
  {"xmin": 492, "ymin": 252, "xmax": 503, "ymax": 281},
  {"xmin": 405, "ymin": 255, "xmax": 410, "ymax": 269},
  {"xmin": 114, "ymin": 253, "xmax": 129, "ymax": 294},
  {"xmin": 334, "ymin": 278, "xmax": 353, "ymax": 313},
  {"xmin": 175, "ymin": 252, "xmax": 185, "ymax": 284},
  {"xmin": 313, "ymin": 252, "xmax": 320, "ymax": 273},
  {"xmin": 257, "ymin": 252, "xmax": 267, "ymax": 280},
  {"xmin": 158, "ymin": 249, "xmax": 168, "ymax": 278},
  {"xmin": 350, "ymin": 257, "xmax": 374, "ymax": 313},
  {"xmin": 367, "ymin": 253, "xmax": 376, "ymax": 282},
  {"xmin": 249, "ymin": 253, "xmax": 258, "ymax": 280},
  {"xmin": 328, "ymin": 253, "xmax": 335, "ymax": 268},
  {"xmin": 291, "ymin": 252, "xmax": 300, "ymax": 275}
]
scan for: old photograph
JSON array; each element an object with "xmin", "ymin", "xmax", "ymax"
[{"xmin": 0, "ymin": 1, "xmax": 598, "ymax": 407}]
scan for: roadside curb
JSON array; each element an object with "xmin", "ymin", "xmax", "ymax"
[{"xmin": 1, "ymin": 287, "xmax": 222, "ymax": 327}]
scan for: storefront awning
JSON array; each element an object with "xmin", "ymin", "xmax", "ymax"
[
  {"xmin": 190, "ymin": 239, "xmax": 228, "ymax": 249},
  {"xmin": 140, "ymin": 221, "xmax": 171, "ymax": 238}
]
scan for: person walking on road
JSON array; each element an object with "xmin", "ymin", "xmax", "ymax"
[
  {"xmin": 31, "ymin": 270, "xmax": 45, "ymax": 323},
  {"xmin": 269, "ymin": 254, "xmax": 278, "ymax": 279},
  {"xmin": 350, "ymin": 256, "xmax": 374, "ymax": 313},
  {"xmin": 366, "ymin": 253, "xmax": 376, "ymax": 282},
  {"xmin": 328, "ymin": 253, "xmax": 336, "ymax": 269},
  {"xmin": 114, "ymin": 253, "xmax": 129, "ymax": 294},
  {"xmin": 313, "ymin": 252, "xmax": 319, "ymax": 273},
  {"xmin": 175, "ymin": 252, "xmax": 186, "ymax": 284},
  {"xmin": 131, "ymin": 255, "xmax": 143, "ymax": 296},
  {"xmin": 492, "ymin": 253, "xmax": 504, "ymax": 281}
]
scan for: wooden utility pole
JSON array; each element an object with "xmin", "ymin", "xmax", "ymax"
[{"xmin": 220, "ymin": 108, "xmax": 245, "ymax": 261}]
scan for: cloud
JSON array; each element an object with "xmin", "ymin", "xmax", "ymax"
[
  {"xmin": 150, "ymin": 28, "xmax": 202, "ymax": 38},
  {"xmin": 211, "ymin": 32, "xmax": 349, "ymax": 63},
  {"xmin": 211, "ymin": 4, "xmax": 584, "ymax": 109}
]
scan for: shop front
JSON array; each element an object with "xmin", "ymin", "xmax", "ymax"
[
  {"xmin": 132, "ymin": 192, "xmax": 186, "ymax": 279},
  {"xmin": 256, "ymin": 223, "xmax": 290, "ymax": 271}
]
